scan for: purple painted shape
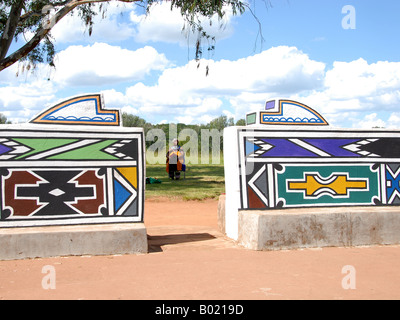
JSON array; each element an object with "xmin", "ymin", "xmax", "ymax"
[
  {"xmin": 303, "ymin": 138, "xmax": 361, "ymax": 157},
  {"xmin": 265, "ymin": 100, "xmax": 275, "ymax": 110},
  {"xmin": 0, "ymin": 144, "xmax": 12, "ymax": 155},
  {"xmin": 261, "ymin": 139, "xmax": 319, "ymax": 157}
]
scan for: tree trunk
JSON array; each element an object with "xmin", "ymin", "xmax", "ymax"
[
  {"xmin": 0, "ymin": 0, "xmax": 138, "ymax": 72},
  {"xmin": 0, "ymin": 0, "xmax": 25, "ymax": 61}
]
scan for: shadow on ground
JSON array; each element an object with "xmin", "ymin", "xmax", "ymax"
[{"xmin": 147, "ymin": 233, "xmax": 216, "ymax": 253}]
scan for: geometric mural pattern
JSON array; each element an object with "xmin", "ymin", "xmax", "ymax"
[
  {"xmin": 0, "ymin": 137, "xmax": 138, "ymax": 161},
  {"xmin": 30, "ymin": 94, "xmax": 120, "ymax": 126},
  {"xmin": 239, "ymin": 130, "xmax": 400, "ymax": 210},
  {"xmin": 0, "ymin": 94, "xmax": 144, "ymax": 227},
  {"xmin": 245, "ymin": 137, "xmax": 400, "ymax": 159},
  {"xmin": 386, "ymin": 164, "xmax": 400, "ymax": 205},
  {"xmin": 2, "ymin": 169, "xmax": 107, "ymax": 218},
  {"xmin": 1, "ymin": 167, "xmax": 140, "ymax": 220},
  {"xmin": 259, "ymin": 100, "xmax": 329, "ymax": 126},
  {"xmin": 0, "ymin": 130, "xmax": 144, "ymax": 227}
]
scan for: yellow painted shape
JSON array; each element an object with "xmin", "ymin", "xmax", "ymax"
[
  {"xmin": 117, "ymin": 167, "xmax": 137, "ymax": 189},
  {"xmin": 289, "ymin": 175, "xmax": 367, "ymax": 196}
]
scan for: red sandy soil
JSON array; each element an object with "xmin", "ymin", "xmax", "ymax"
[{"xmin": 1, "ymin": 197, "xmax": 400, "ymax": 300}]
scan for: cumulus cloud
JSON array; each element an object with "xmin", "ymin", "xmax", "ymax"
[
  {"xmin": 356, "ymin": 112, "xmax": 400, "ymax": 130},
  {"xmin": 0, "ymin": 79, "xmax": 56, "ymax": 122},
  {"xmin": 115, "ymin": 46, "xmax": 400, "ymax": 127},
  {"xmin": 130, "ymin": 3, "xmax": 186, "ymax": 44},
  {"xmin": 50, "ymin": 1, "xmax": 236, "ymax": 47},
  {"xmin": 130, "ymin": 1, "xmax": 235, "ymax": 45},
  {"xmin": 387, "ymin": 113, "xmax": 400, "ymax": 128},
  {"xmin": 51, "ymin": 2, "xmax": 136, "ymax": 43},
  {"xmin": 0, "ymin": 42, "xmax": 169, "ymax": 122},
  {"xmin": 51, "ymin": 43, "xmax": 169, "ymax": 86},
  {"xmin": 323, "ymin": 59, "xmax": 400, "ymax": 110},
  {"xmin": 105, "ymin": 46, "xmax": 326, "ymax": 123},
  {"xmin": 356, "ymin": 113, "xmax": 387, "ymax": 129},
  {"xmin": 2, "ymin": 43, "xmax": 400, "ymax": 127},
  {"xmin": 295, "ymin": 59, "xmax": 400, "ymax": 127}
]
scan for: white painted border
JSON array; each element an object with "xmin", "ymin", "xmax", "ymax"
[{"xmin": 0, "ymin": 124, "xmax": 145, "ymax": 227}]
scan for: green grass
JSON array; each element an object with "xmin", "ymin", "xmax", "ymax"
[{"xmin": 145, "ymin": 164, "xmax": 225, "ymax": 201}]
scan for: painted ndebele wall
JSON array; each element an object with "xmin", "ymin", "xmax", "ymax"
[
  {"xmin": 223, "ymin": 99, "xmax": 400, "ymax": 240},
  {"xmin": 0, "ymin": 94, "xmax": 145, "ymax": 228}
]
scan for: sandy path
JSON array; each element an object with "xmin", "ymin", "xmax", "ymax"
[{"xmin": 0, "ymin": 198, "xmax": 400, "ymax": 300}]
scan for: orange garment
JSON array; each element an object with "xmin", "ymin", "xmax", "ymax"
[{"xmin": 166, "ymin": 146, "xmax": 185, "ymax": 173}]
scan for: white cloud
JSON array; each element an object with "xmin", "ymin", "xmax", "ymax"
[
  {"xmin": 130, "ymin": 3, "xmax": 186, "ymax": 44},
  {"xmin": 50, "ymin": 43, "xmax": 169, "ymax": 86},
  {"xmin": 2, "ymin": 43, "xmax": 400, "ymax": 127},
  {"xmin": 49, "ymin": 1, "xmax": 235, "ymax": 46},
  {"xmin": 0, "ymin": 42, "xmax": 169, "ymax": 122},
  {"xmin": 324, "ymin": 58, "xmax": 400, "ymax": 108},
  {"xmin": 101, "ymin": 88, "xmax": 128, "ymax": 106},
  {"xmin": 0, "ymin": 79, "xmax": 56, "ymax": 123},
  {"xmin": 173, "ymin": 98, "xmax": 223, "ymax": 124},
  {"xmin": 111, "ymin": 46, "xmax": 326, "ymax": 123},
  {"xmin": 356, "ymin": 113, "xmax": 386, "ymax": 129},
  {"xmin": 51, "ymin": 45, "xmax": 324, "ymax": 123},
  {"xmin": 51, "ymin": 2, "xmax": 136, "ymax": 43},
  {"xmin": 265, "ymin": 58, "xmax": 400, "ymax": 128},
  {"xmin": 130, "ymin": 2, "xmax": 235, "ymax": 45},
  {"xmin": 387, "ymin": 113, "xmax": 400, "ymax": 128}
]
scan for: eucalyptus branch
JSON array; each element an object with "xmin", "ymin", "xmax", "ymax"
[
  {"xmin": 0, "ymin": 0, "xmax": 140, "ymax": 71},
  {"xmin": 0, "ymin": 0, "xmax": 249, "ymax": 73}
]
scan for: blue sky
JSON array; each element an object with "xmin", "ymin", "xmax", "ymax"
[{"xmin": 1, "ymin": 0, "xmax": 400, "ymax": 128}]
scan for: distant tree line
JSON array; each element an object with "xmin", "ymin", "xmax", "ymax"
[
  {"xmin": 0, "ymin": 112, "xmax": 243, "ymax": 158},
  {"xmin": 122, "ymin": 113, "xmax": 246, "ymax": 152},
  {"xmin": 0, "ymin": 113, "xmax": 11, "ymax": 124}
]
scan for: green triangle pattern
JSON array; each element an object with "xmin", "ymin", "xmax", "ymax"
[
  {"xmin": 14, "ymin": 138, "xmax": 78, "ymax": 160},
  {"xmin": 48, "ymin": 139, "xmax": 119, "ymax": 160}
]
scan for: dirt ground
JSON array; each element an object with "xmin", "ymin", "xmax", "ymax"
[{"xmin": 1, "ymin": 197, "xmax": 400, "ymax": 300}]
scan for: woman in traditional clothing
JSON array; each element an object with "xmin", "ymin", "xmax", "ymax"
[{"xmin": 166, "ymin": 138, "xmax": 186, "ymax": 180}]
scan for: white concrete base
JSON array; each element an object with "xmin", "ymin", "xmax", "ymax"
[
  {"xmin": 217, "ymin": 194, "xmax": 226, "ymax": 235},
  {"xmin": 0, "ymin": 223, "xmax": 148, "ymax": 260},
  {"xmin": 238, "ymin": 206, "xmax": 400, "ymax": 251}
]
